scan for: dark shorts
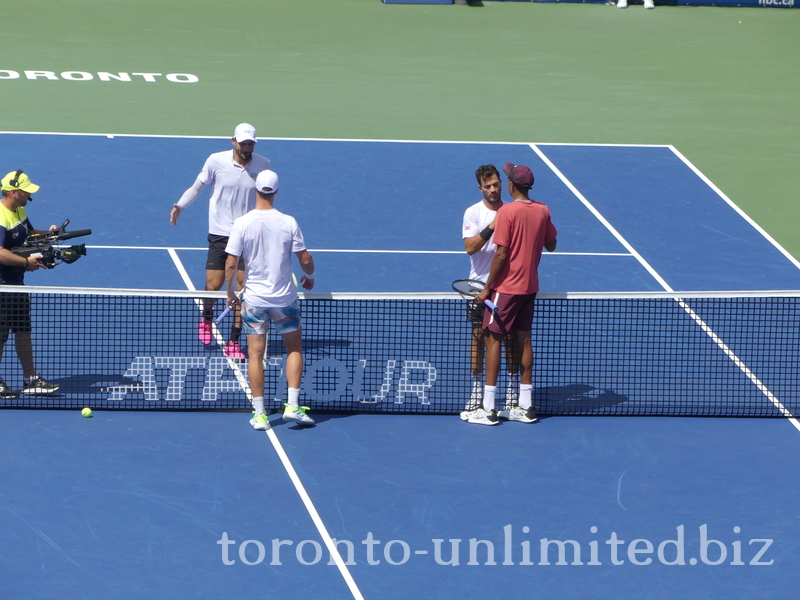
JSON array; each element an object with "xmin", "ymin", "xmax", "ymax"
[
  {"xmin": 465, "ymin": 298, "xmax": 484, "ymax": 325},
  {"xmin": 0, "ymin": 291, "xmax": 32, "ymax": 343},
  {"xmin": 483, "ymin": 291, "xmax": 536, "ymax": 335},
  {"xmin": 206, "ymin": 234, "xmax": 245, "ymax": 271}
]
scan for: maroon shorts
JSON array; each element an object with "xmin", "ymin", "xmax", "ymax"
[{"xmin": 482, "ymin": 291, "xmax": 537, "ymax": 335}]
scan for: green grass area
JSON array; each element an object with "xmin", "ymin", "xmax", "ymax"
[{"xmin": 2, "ymin": 0, "xmax": 798, "ymax": 261}]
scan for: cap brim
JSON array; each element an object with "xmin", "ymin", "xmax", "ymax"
[{"xmin": 22, "ymin": 183, "xmax": 40, "ymax": 193}]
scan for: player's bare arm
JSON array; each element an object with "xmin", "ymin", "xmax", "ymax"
[
  {"xmin": 463, "ymin": 215, "xmax": 498, "ymax": 256},
  {"xmin": 295, "ymin": 249, "xmax": 315, "ymax": 290}
]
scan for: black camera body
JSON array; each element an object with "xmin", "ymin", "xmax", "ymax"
[
  {"xmin": 13, "ymin": 243, "xmax": 88, "ymax": 269},
  {"xmin": 11, "ymin": 220, "xmax": 91, "ymax": 269}
]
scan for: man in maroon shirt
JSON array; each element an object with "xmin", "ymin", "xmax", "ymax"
[{"xmin": 463, "ymin": 163, "xmax": 557, "ymax": 426}]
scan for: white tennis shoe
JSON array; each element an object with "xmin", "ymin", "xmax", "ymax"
[{"xmin": 283, "ymin": 404, "xmax": 315, "ymax": 427}]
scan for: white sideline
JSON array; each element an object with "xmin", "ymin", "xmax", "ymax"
[{"xmin": 531, "ymin": 143, "xmax": 800, "ymax": 434}]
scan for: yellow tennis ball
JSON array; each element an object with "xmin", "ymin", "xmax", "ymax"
[{"xmin": 81, "ymin": 407, "xmax": 93, "ymax": 418}]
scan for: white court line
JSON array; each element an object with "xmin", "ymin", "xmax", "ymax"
[
  {"xmin": 262, "ymin": 426, "xmax": 365, "ymax": 600},
  {"xmin": 531, "ymin": 143, "xmax": 800, "ymax": 433},
  {"xmin": 167, "ymin": 250, "xmax": 363, "ymax": 599},
  {"xmin": 167, "ymin": 248, "xmax": 196, "ymax": 291},
  {"xmin": 94, "ymin": 245, "xmax": 631, "ymax": 257},
  {"xmin": 668, "ymin": 145, "xmax": 800, "ymax": 272},
  {"xmin": 0, "ymin": 129, "xmax": 673, "ymax": 148}
]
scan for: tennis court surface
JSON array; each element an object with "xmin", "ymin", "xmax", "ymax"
[{"xmin": 1, "ymin": 133, "xmax": 799, "ymax": 599}]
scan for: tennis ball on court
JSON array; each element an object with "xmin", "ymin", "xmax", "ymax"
[{"xmin": 81, "ymin": 407, "xmax": 93, "ymax": 418}]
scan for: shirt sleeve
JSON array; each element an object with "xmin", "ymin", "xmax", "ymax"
[
  {"xmin": 544, "ymin": 208, "xmax": 557, "ymax": 243},
  {"xmin": 196, "ymin": 154, "xmax": 216, "ymax": 186},
  {"xmin": 225, "ymin": 221, "xmax": 243, "ymax": 257},
  {"xmin": 291, "ymin": 220, "xmax": 307, "ymax": 253},
  {"xmin": 462, "ymin": 205, "xmax": 478, "ymax": 239}
]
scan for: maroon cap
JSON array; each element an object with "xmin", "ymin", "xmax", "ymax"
[{"xmin": 503, "ymin": 162, "xmax": 534, "ymax": 189}]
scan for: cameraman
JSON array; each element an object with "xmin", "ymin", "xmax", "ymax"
[{"xmin": 0, "ymin": 170, "xmax": 60, "ymax": 398}]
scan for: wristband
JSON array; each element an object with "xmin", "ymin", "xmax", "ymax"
[
  {"xmin": 304, "ymin": 271, "xmax": 315, "ymax": 280},
  {"xmin": 479, "ymin": 226, "xmax": 493, "ymax": 241}
]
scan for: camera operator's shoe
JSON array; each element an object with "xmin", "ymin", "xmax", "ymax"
[
  {"xmin": 0, "ymin": 379, "xmax": 19, "ymax": 399},
  {"xmin": 198, "ymin": 317, "xmax": 213, "ymax": 345},
  {"xmin": 223, "ymin": 340, "xmax": 246, "ymax": 359},
  {"xmin": 21, "ymin": 376, "xmax": 59, "ymax": 395}
]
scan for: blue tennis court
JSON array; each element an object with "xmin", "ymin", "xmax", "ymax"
[{"xmin": 1, "ymin": 133, "xmax": 798, "ymax": 599}]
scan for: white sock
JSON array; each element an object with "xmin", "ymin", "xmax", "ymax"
[
  {"xmin": 519, "ymin": 384, "xmax": 533, "ymax": 410},
  {"xmin": 287, "ymin": 387, "xmax": 300, "ymax": 408},
  {"xmin": 252, "ymin": 397, "xmax": 265, "ymax": 415},
  {"xmin": 483, "ymin": 386, "xmax": 496, "ymax": 412}
]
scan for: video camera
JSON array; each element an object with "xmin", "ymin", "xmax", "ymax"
[{"xmin": 11, "ymin": 219, "xmax": 92, "ymax": 269}]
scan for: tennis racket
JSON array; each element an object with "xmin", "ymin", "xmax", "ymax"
[
  {"xmin": 451, "ymin": 279, "xmax": 498, "ymax": 312},
  {"xmin": 215, "ymin": 289, "xmax": 244, "ymax": 324}
]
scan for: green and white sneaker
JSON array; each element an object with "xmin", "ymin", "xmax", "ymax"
[
  {"xmin": 250, "ymin": 412, "xmax": 270, "ymax": 431},
  {"xmin": 498, "ymin": 405, "xmax": 538, "ymax": 424},
  {"xmin": 282, "ymin": 404, "xmax": 315, "ymax": 427}
]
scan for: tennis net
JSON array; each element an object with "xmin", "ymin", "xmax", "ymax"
[{"xmin": 1, "ymin": 285, "xmax": 798, "ymax": 417}]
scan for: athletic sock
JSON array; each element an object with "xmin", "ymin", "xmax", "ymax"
[
  {"xmin": 483, "ymin": 385, "xmax": 496, "ymax": 412},
  {"xmin": 287, "ymin": 388, "xmax": 300, "ymax": 409},
  {"xmin": 230, "ymin": 326, "xmax": 241, "ymax": 343},
  {"xmin": 202, "ymin": 307, "xmax": 214, "ymax": 322},
  {"xmin": 519, "ymin": 384, "xmax": 533, "ymax": 410},
  {"xmin": 252, "ymin": 397, "xmax": 265, "ymax": 415}
]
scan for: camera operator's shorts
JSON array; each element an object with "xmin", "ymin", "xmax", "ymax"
[
  {"xmin": 241, "ymin": 301, "xmax": 301, "ymax": 336},
  {"xmin": 0, "ymin": 292, "xmax": 32, "ymax": 343},
  {"xmin": 465, "ymin": 298, "xmax": 485, "ymax": 325},
  {"xmin": 206, "ymin": 234, "xmax": 245, "ymax": 271}
]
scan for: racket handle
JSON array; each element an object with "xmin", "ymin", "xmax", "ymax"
[
  {"xmin": 214, "ymin": 305, "xmax": 233, "ymax": 324},
  {"xmin": 484, "ymin": 299, "xmax": 498, "ymax": 312}
]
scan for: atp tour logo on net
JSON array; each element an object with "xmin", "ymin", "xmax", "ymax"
[
  {"xmin": 105, "ymin": 357, "xmax": 436, "ymax": 404},
  {"xmin": 216, "ymin": 525, "xmax": 775, "ymax": 568}
]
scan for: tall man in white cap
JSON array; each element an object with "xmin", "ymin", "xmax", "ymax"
[
  {"xmin": 224, "ymin": 170, "xmax": 316, "ymax": 428},
  {"xmin": 0, "ymin": 170, "xmax": 61, "ymax": 398},
  {"xmin": 170, "ymin": 123, "xmax": 271, "ymax": 358}
]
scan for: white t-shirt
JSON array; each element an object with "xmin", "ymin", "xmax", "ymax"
[
  {"xmin": 462, "ymin": 200, "xmax": 504, "ymax": 282},
  {"xmin": 226, "ymin": 209, "xmax": 307, "ymax": 308},
  {"xmin": 192, "ymin": 150, "xmax": 272, "ymax": 236}
]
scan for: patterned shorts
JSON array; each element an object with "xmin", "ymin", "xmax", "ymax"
[{"xmin": 241, "ymin": 301, "xmax": 301, "ymax": 335}]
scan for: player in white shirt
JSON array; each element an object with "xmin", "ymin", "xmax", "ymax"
[
  {"xmin": 170, "ymin": 123, "xmax": 271, "ymax": 359},
  {"xmin": 224, "ymin": 170, "xmax": 316, "ymax": 428},
  {"xmin": 461, "ymin": 164, "xmax": 519, "ymax": 411}
]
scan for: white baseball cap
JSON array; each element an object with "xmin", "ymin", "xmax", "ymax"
[
  {"xmin": 255, "ymin": 170, "xmax": 279, "ymax": 195},
  {"xmin": 233, "ymin": 123, "xmax": 257, "ymax": 143}
]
